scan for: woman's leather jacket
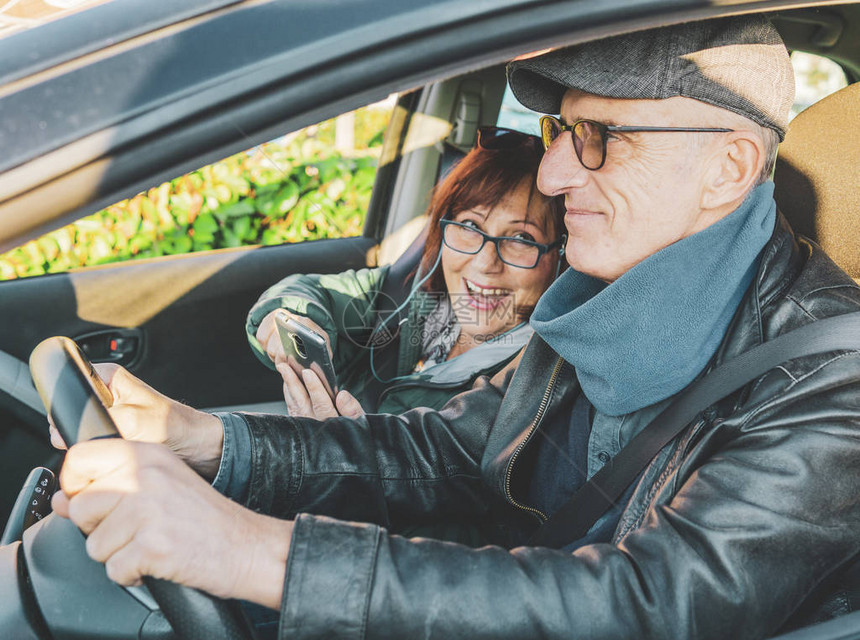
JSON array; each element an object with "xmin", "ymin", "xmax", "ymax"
[{"xmin": 233, "ymin": 216, "xmax": 860, "ymax": 639}]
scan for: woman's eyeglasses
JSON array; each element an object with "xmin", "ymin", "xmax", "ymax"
[
  {"xmin": 440, "ymin": 219, "xmax": 562, "ymax": 269},
  {"xmin": 539, "ymin": 115, "xmax": 733, "ymax": 171},
  {"xmin": 476, "ymin": 126, "xmax": 543, "ymax": 154}
]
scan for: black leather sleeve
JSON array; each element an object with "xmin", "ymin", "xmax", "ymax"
[{"xmin": 238, "ymin": 363, "xmax": 518, "ymax": 529}]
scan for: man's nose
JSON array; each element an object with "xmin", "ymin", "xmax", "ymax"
[{"xmin": 537, "ymin": 135, "xmax": 589, "ymax": 196}]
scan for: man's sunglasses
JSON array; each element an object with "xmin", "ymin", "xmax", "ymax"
[
  {"xmin": 539, "ymin": 115, "xmax": 734, "ymax": 171},
  {"xmin": 476, "ymin": 125, "xmax": 543, "ymax": 154}
]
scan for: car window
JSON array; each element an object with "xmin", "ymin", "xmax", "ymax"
[
  {"xmin": 790, "ymin": 50, "xmax": 848, "ymax": 118},
  {"xmin": 496, "ymin": 85, "xmax": 541, "ymax": 136},
  {"xmin": 0, "ymin": 97, "xmax": 394, "ymax": 280},
  {"xmin": 496, "ymin": 50, "xmax": 849, "ymax": 132}
]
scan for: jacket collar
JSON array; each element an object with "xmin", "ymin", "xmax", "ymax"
[
  {"xmin": 712, "ymin": 212, "xmax": 802, "ymax": 365},
  {"xmin": 483, "ymin": 213, "xmax": 803, "ymax": 500}
]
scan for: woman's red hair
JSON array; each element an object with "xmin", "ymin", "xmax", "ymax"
[{"xmin": 416, "ymin": 143, "xmax": 564, "ymax": 295}]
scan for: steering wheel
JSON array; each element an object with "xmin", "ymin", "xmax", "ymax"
[
  {"xmin": 0, "ymin": 348, "xmax": 51, "ymax": 438},
  {"xmin": 23, "ymin": 336, "xmax": 257, "ymax": 640}
]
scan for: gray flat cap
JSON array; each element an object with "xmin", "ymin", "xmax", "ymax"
[{"xmin": 507, "ymin": 16, "xmax": 795, "ymax": 139}]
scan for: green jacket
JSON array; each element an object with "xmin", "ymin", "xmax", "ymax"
[{"xmin": 246, "ymin": 266, "xmax": 532, "ymax": 414}]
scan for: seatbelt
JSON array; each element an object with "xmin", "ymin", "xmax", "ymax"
[{"xmin": 529, "ymin": 311, "xmax": 860, "ymax": 549}]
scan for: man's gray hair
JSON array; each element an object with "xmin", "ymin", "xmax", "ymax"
[{"xmin": 759, "ymin": 127, "xmax": 781, "ymax": 184}]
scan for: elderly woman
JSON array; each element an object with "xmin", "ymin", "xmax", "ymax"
[{"xmin": 247, "ymin": 126, "xmax": 565, "ymax": 418}]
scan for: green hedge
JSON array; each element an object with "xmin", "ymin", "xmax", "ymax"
[{"xmin": 0, "ymin": 109, "xmax": 390, "ymax": 281}]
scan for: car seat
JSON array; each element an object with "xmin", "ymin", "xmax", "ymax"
[
  {"xmin": 774, "ymin": 82, "xmax": 860, "ymax": 280},
  {"xmin": 770, "ymin": 81, "xmax": 860, "ymax": 637}
]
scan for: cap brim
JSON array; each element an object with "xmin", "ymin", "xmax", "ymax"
[{"xmin": 506, "ymin": 64, "xmax": 569, "ymax": 114}]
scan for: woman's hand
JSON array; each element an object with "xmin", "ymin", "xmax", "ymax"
[
  {"xmin": 256, "ymin": 310, "xmax": 332, "ymax": 366},
  {"xmin": 48, "ymin": 363, "xmax": 224, "ymax": 481},
  {"xmin": 276, "ymin": 364, "xmax": 365, "ymax": 420},
  {"xmin": 52, "ymin": 439, "xmax": 291, "ymax": 610}
]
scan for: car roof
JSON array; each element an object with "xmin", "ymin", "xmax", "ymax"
[{"xmin": 0, "ymin": 0, "xmax": 857, "ymax": 251}]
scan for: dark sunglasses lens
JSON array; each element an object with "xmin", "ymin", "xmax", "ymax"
[
  {"xmin": 540, "ymin": 117, "xmax": 561, "ymax": 150},
  {"xmin": 477, "ymin": 127, "xmax": 505, "ymax": 149},
  {"xmin": 479, "ymin": 127, "xmax": 539, "ymax": 151},
  {"xmin": 571, "ymin": 121, "xmax": 606, "ymax": 169}
]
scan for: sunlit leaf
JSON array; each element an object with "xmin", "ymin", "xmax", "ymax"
[
  {"xmin": 193, "ymin": 213, "xmax": 219, "ymax": 235},
  {"xmin": 0, "ymin": 260, "xmax": 16, "ymax": 280},
  {"xmin": 214, "ymin": 200, "xmax": 256, "ymax": 221},
  {"xmin": 262, "ymin": 228, "xmax": 287, "ymax": 245},
  {"xmin": 214, "ymin": 184, "xmax": 234, "ymax": 204},
  {"xmin": 129, "ymin": 235, "xmax": 153, "ymax": 255},
  {"xmin": 162, "ymin": 233, "xmax": 193, "ymax": 255},
  {"xmin": 230, "ymin": 216, "xmax": 253, "ymax": 241},
  {"xmin": 89, "ymin": 235, "xmax": 113, "ymax": 264},
  {"xmin": 37, "ymin": 237, "xmax": 60, "ymax": 261},
  {"xmin": 274, "ymin": 182, "xmax": 300, "ymax": 216},
  {"xmin": 222, "ymin": 230, "xmax": 242, "ymax": 248}
]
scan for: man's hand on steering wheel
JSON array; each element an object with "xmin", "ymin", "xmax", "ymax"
[
  {"xmin": 49, "ymin": 363, "xmax": 225, "ymax": 481},
  {"xmin": 52, "ymin": 437, "xmax": 292, "ymax": 611}
]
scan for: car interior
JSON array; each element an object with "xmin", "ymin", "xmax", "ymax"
[
  {"xmin": 0, "ymin": 2, "xmax": 858, "ymax": 637},
  {"xmin": 0, "ymin": 1, "xmax": 857, "ymax": 531}
]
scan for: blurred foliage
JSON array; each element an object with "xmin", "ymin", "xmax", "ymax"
[
  {"xmin": 790, "ymin": 51, "xmax": 848, "ymax": 117},
  {"xmin": 0, "ymin": 105, "xmax": 391, "ymax": 281}
]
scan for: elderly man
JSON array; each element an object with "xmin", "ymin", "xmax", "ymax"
[{"xmin": 52, "ymin": 15, "xmax": 860, "ymax": 640}]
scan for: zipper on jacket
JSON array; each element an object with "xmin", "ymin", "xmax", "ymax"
[{"xmin": 503, "ymin": 356, "xmax": 565, "ymax": 522}]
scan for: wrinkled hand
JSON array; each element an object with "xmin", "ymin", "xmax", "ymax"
[
  {"xmin": 256, "ymin": 310, "xmax": 332, "ymax": 366},
  {"xmin": 48, "ymin": 363, "xmax": 224, "ymax": 481},
  {"xmin": 52, "ymin": 439, "xmax": 291, "ymax": 610},
  {"xmin": 276, "ymin": 363, "xmax": 364, "ymax": 420}
]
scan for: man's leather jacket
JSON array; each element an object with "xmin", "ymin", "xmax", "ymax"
[{"xmin": 233, "ymin": 216, "xmax": 860, "ymax": 639}]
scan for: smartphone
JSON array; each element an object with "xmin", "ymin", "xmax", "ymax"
[{"xmin": 274, "ymin": 311, "xmax": 338, "ymax": 401}]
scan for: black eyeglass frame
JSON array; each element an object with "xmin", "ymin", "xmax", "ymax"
[
  {"xmin": 439, "ymin": 218, "xmax": 564, "ymax": 269},
  {"xmin": 539, "ymin": 115, "xmax": 734, "ymax": 170}
]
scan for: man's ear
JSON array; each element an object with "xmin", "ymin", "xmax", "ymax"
[{"xmin": 700, "ymin": 131, "xmax": 765, "ymax": 210}]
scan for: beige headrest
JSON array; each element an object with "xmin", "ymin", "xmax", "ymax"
[{"xmin": 774, "ymin": 83, "xmax": 860, "ymax": 278}]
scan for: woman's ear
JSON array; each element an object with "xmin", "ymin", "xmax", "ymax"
[{"xmin": 700, "ymin": 131, "xmax": 765, "ymax": 210}]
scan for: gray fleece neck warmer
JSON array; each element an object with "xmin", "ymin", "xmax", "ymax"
[{"xmin": 530, "ymin": 182, "xmax": 777, "ymax": 416}]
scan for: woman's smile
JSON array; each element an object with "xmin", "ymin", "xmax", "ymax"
[{"xmin": 462, "ymin": 278, "xmax": 512, "ymax": 310}]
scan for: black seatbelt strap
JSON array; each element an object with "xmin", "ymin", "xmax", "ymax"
[{"xmin": 529, "ymin": 311, "xmax": 860, "ymax": 549}]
